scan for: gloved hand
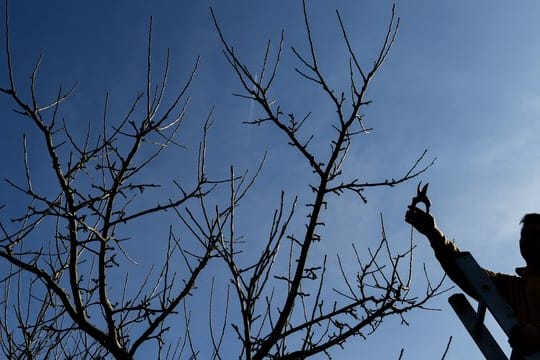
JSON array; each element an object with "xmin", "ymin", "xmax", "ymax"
[{"xmin": 405, "ymin": 205, "xmax": 440, "ymax": 238}]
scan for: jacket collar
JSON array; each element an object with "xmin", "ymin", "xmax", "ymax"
[{"xmin": 516, "ymin": 266, "xmax": 540, "ymax": 277}]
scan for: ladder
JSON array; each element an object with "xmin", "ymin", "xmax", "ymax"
[{"xmin": 448, "ymin": 251, "xmax": 540, "ymax": 360}]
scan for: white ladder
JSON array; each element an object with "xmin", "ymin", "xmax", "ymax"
[{"xmin": 448, "ymin": 251, "xmax": 540, "ymax": 360}]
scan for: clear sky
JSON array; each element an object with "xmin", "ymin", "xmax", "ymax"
[{"xmin": 2, "ymin": 0, "xmax": 540, "ymax": 359}]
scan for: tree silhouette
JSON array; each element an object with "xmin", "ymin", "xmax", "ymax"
[{"xmin": 0, "ymin": 1, "xmax": 445, "ymax": 358}]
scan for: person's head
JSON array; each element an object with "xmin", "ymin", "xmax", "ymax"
[{"xmin": 520, "ymin": 213, "xmax": 540, "ymax": 267}]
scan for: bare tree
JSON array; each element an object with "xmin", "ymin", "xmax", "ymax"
[
  {"xmin": 0, "ymin": 5, "xmax": 244, "ymax": 359},
  {"xmin": 209, "ymin": 1, "xmax": 446, "ymax": 359},
  {"xmin": 0, "ymin": 0, "xmax": 446, "ymax": 359}
]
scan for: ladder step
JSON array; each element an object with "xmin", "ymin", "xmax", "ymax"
[{"xmin": 449, "ymin": 293, "xmax": 507, "ymax": 360}]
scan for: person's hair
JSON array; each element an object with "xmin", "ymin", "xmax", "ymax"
[{"xmin": 521, "ymin": 213, "xmax": 540, "ymax": 226}]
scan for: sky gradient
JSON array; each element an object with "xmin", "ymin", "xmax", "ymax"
[{"xmin": 2, "ymin": 1, "xmax": 540, "ymax": 358}]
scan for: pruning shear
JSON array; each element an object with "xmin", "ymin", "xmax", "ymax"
[{"xmin": 410, "ymin": 182, "xmax": 431, "ymax": 213}]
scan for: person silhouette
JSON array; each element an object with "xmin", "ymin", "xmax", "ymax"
[{"xmin": 406, "ymin": 195, "xmax": 540, "ymax": 355}]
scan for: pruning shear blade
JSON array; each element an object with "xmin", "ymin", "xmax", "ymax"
[{"xmin": 410, "ymin": 182, "xmax": 431, "ymax": 213}]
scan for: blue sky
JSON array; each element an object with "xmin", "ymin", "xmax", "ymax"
[{"xmin": 2, "ymin": 0, "xmax": 540, "ymax": 358}]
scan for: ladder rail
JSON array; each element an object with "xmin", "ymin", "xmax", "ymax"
[
  {"xmin": 449, "ymin": 293, "xmax": 507, "ymax": 360},
  {"xmin": 449, "ymin": 252, "xmax": 540, "ymax": 360}
]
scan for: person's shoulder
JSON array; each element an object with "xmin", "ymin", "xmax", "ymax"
[
  {"xmin": 487, "ymin": 270, "xmax": 520, "ymax": 283},
  {"xmin": 514, "ymin": 267, "xmax": 540, "ymax": 278}
]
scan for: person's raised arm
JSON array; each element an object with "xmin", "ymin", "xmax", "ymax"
[{"xmin": 405, "ymin": 201, "xmax": 478, "ymax": 298}]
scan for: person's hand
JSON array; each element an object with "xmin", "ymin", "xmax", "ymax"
[
  {"xmin": 405, "ymin": 205, "xmax": 439, "ymax": 238},
  {"xmin": 509, "ymin": 323, "xmax": 540, "ymax": 354}
]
